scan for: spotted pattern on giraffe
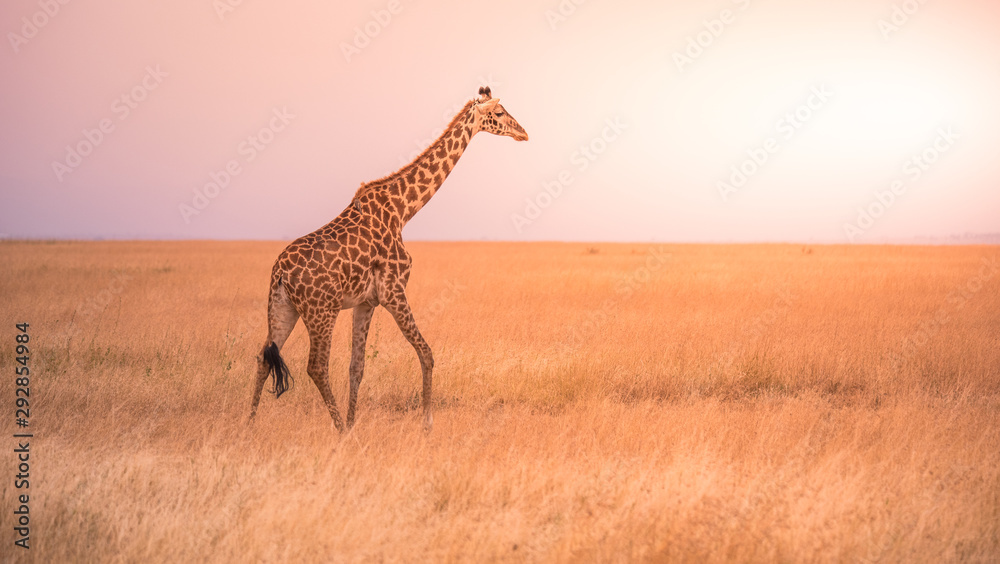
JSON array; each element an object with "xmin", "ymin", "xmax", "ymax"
[{"xmin": 249, "ymin": 87, "xmax": 528, "ymax": 433}]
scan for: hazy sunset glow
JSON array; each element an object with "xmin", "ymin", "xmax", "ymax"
[{"xmin": 1, "ymin": 0, "xmax": 998, "ymax": 242}]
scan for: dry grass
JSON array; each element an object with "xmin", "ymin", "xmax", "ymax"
[{"xmin": 1, "ymin": 241, "xmax": 999, "ymax": 562}]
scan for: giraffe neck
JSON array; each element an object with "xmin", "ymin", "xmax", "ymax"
[{"xmin": 360, "ymin": 101, "xmax": 476, "ymax": 227}]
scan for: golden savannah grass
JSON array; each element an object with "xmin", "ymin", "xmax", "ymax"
[{"xmin": 1, "ymin": 240, "xmax": 998, "ymax": 562}]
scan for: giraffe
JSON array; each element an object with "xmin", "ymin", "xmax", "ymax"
[{"xmin": 249, "ymin": 86, "xmax": 528, "ymax": 432}]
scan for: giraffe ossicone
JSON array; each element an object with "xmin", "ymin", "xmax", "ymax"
[{"xmin": 249, "ymin": 87, "xmax": 528, "ymax": 433}]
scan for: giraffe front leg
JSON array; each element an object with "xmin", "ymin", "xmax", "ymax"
[
  {"xmin": 347, "ymin": 303, "xmax": 375, "ymax": 429},
  {"xmin": 382, "ymin": 294, "xmax": 434, "ymax": 432}
]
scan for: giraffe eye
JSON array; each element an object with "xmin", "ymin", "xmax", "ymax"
[{"xmin": 494, "ymin": 111, "xmax": 504, "ymax": 117}]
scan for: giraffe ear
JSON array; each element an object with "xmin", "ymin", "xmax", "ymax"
[{"xmin": 476, "ymin": 97, "xmax": 500, "ymax": 113}]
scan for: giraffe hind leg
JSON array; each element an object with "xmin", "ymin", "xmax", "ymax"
[
  {"xmin": 303, "ymin": 307, "xmax": 345, "ymax": 433},
  {"xmin": 347, "ymin": 302, "xmax": 375, "ymax": 429},
  {"xmin": 250, "ymin": 282, "xmax": 299, "ymax": 421}
]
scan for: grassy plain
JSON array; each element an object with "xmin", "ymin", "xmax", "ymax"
[{"xmin": 1, "ymin": 240, "xmax": 999, "ymax": 562}]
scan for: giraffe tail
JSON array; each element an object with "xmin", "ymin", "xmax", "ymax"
[{"xmin": 262, "ymin": 341, "xmax": 293, "ymax": 398}]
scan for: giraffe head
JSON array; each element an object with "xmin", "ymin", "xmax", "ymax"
[{"xmin": 471, "ymin": 86, "xmax": 529, "ymax": 142}]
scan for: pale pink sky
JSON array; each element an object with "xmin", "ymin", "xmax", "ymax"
[{"xmin": 1, "ymin": 0, "xmax": 998, "ymax": 242}]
